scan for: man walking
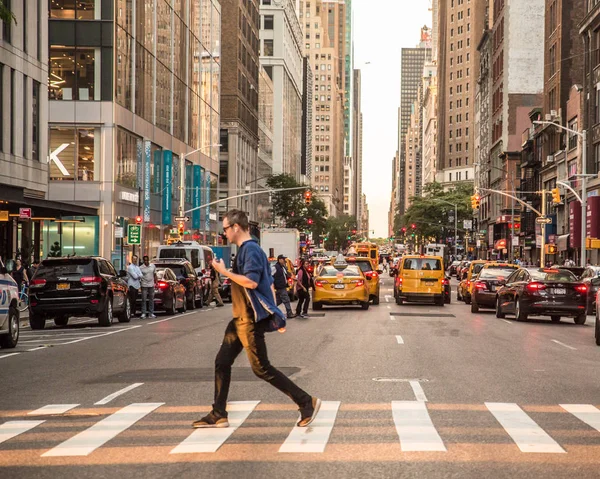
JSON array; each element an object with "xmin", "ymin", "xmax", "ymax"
[
  {"xmin": 273, "ymin": 254, "xmax": 295, "ymax": 319},
  {"xmin": 140, "ymin": 255, "xmax": 157, "ymax": 319},
  {"xmin": 206, "ymin": 260, "xmax": 225, "ymax": 307},
  {"xmin": 127, "ymin": 255, "xmax": 142, "ymax": 317},
  {"xmin": 295, "ymin": 259, "xmax": 312, "ymax": 318},
  {"xmin": 193, "ymin": 210, "xmax": 320, "ymax": 428}
]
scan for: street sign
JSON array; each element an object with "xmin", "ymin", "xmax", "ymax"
[
  {"xmin": 175, "ymin": 216, "xmax": 190, "ymax": 222},
  {"xmin": 115, "ymin": 226, "xmax": 124, "ymax": 239},
  {"xmin": 463, "ymin": 220, "xmax": 473, "ymax": 230},
  {"xmin": 127, "ymin": 224, "xmax": 141, "ymax": 245},
  {"xmin": 536, "ymin": 216, "xmax": 552, "ymax": 225},
  {"xmin": 0, "ymin": 210, "xmax": 8, "ymax": 221},
  {"xmin": 19, "ymin": 208, "xmax": 32, "ymax": 219}
]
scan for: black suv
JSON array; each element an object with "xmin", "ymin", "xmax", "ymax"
[
  {"xmin": 151, "ymin": 258, "xmax": 204, "ymax": 309},
  {"xmin": 29, "ymin": 257, "xmax": 131, "ymax": 329}
]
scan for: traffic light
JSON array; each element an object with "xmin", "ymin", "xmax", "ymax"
[
  {"xmin": 551, "ymin": 188, "xmax": 561, "ymax": 205},
  {"xmin": 545, "ymin": 244, "xmax": 557, "ymax": 254},
  {"xmin": 401, "ymin": 227, "xmax": 407, "ymax": 234},
  {"xmin": 471, "ymin": 194, "xmax": 481, "ymax": 210},
  {"xmin": 135, "ymin": 215, "xmax": 143, "ymax": 225},
  {"xmin": 307, "ymin": 218, "xmax": 313, "ymax": 225},
  {"xmin": 304, "ymin": 190, "xmax": 312, "ymax": 206},
  {"xmin": 411, "ymin": 223, "xmax": 417, "ymax": 229},
  {"xmin": 352, "ymin": 228, "xmax": 357, "ymax": 235},
  {"xmin": 178, "ymin": 222, "xmax": 185, "ymax": 235}
]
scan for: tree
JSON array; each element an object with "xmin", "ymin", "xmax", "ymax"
[
  {"xmin": 266, "ymin": 174, "xmax": 328, "ymax": 236},
  {"xmin": 0, "ymin": 1, "xmax": 16, "ymax": 25},
  {"xmin": 394, "ymin": 181, "xmax": 474, "ymax": 243},
  {"xmin": 323, "ymin": 215, "xmax": 358, "ymax": 251}
]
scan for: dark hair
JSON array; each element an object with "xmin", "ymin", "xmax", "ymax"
[
  {"xmin": 143, "ymin": 255, "xmax": 149, "ymax": 261},
  {"xmin": 224, "ymin": 209, "xmax": 249, "ymax": 231}
]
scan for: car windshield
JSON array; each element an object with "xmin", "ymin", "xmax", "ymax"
[
  {"xmin": 479, "ymin": 268, "xmax": 517, "ymax": 279},
  {"xmin": 320, "ymin": 265, "xmax": 361, "ymax": 277},
  {"xmin": 35, "ymin": 259, "xmax": 95, "ymax": 279},
  {"xmin": 351, "ymin": 261, "xmax": 372, "ymax": 273},
  {"xmin": 472, "ymin": 263, "xmax": 486, "ymax": 275},
  {"xmin": 403, "ymin": 258, "xmax": 442, "ymax": 271},
  {"xmin": 158, "ymin": 265, "xmax": 185, "ymax": 278},
  {"xmin": 530, "ymin": 269, "xmax": 578, "ymax": 282}
]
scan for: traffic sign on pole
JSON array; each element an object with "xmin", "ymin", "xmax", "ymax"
[
  {"xmin": 127, "ymin": 224, "xmax": 142, "ymax": 244},
  {"xmin": 536, "ymin": 216, "xmax": 552, "ymax": 225},
  {"xmin": 175, "ymin": 216, "xmax": 190, "ymax": 222}
]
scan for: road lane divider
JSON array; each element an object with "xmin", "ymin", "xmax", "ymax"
[
  {"xmin": 560, "ymin": 404, "xmax": 600, "ymax": 432},
  {"xmin": 279, "ymin": 401, "xmax": 341, "ymax": 453},
  {"xmin": 171, "ymin": 401, "xmax": 260, "ymax": 454},
  {"xmin": 409, "ymin": 381, "xmax": 428, "ymax": 402},
  {"xmin": 395, "ymin": 335, "xmax": 404, "ymax": 344},
  {"xmin": 42, "ymin": 403, "xmax": 164, "ymax": 457},
  {"xmin": 551, "ymin": 339, "xmax": 577, "ymax": 351},
  {"xmin": 0, "ymin": 420, "xmax": 45, "ymax": 445},
  {"xmin": 485, "ymin": 402, "xmax": 565, "ymax": 453},
  {"xmin": 0, "ymin": 353, "xmax": 20, "ymax": 360},
  {"xmin": 95, "ymin": 383, "xmax": 144, "ymax": 405},
  {"xmin": 28, "ymin": 404, "xmax": 79, "ymax": 416},
  {"xmin": 392, "ymin": 401, "xmax": 446, "ymax": 452}
]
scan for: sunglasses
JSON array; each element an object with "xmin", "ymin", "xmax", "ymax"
[{"xmin": 222, "ymin": 224, "xmax": 235, "ymax": 233}]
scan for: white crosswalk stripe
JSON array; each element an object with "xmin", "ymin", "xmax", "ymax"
[
  {"xmin": 0, "ymin": 400, "xmax": 599, "ymax": 456},
  {"xmin": 485, "ymin": 402, "xmax": 565, "ymax": 453},
  {"xmin": 279, "ymin": 401, "xmax": 341, "ymax": 453},
  {"xmin": 42, "ymin": 402, "xmax": 164, "ymax": 457},
  {"xmin": 171, "ymin": 401, "xmax": 260, "ymax": 454}
]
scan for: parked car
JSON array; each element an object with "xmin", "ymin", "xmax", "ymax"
[
  {"xmin": 495, "ymin": 267, "xmax": 588, "ymax": 323},
  {"xmin": 0, "ymin": 259, "xmax": 19, "ymax": 348},
  {"xmin": 448, "ymin": 260, "xmax": 461, "ymax": 277},
  {"xmin": 151, "ymin": 258, "xmax": 204, "ymax": 309},
  {"xmin": 28, "ymin": 257, "xmax": 130, "ymax": 329},
  {"xmin": 142, "ymin": 267, "xmax": 187, "ymax": 315}
]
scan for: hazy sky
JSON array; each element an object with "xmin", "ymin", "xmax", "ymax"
[{"xmin": 353, "ymin": 0, "xmax": 431, "ymax": 237}]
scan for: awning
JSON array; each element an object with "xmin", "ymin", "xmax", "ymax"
[{"xmin": 558, "ymin": 234, "xmax": 570, "ymax": 252}]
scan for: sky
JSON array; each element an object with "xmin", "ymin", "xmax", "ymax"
[{"xmin": 353, "ymin": 0, "xmax": 432, "ymax": 238}]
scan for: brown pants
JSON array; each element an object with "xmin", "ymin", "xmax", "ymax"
[{"xmin": 206, "ymin": 284, "xmax": 224, "ymax": 306}]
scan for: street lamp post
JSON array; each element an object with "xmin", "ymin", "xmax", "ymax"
[{"xmin": 533, "ymin": 121, "xmax": 588, "ymax": 268}]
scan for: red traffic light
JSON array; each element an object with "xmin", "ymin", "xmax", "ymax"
[
  {"xmin": 401, "ymin": 227, "xmax": 407, "ymax": 233},
  {"xmin": 352, "ymin": 229, "xmax": 357, "ymax": 234},
  {"xmin": 307, "ymin": 218, "xmax": 313, "ymax": 225},
  {"xmin": 135, "ymin": 216, "xmax": 143, "ymax": 224},
  {"xmin": 411, "ymin": 223, "xmax": 416, "ymax": 229}
]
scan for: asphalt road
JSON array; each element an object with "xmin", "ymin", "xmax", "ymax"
[{"xmin": 1, "ymin": 276, "xmax": 599, "ymax": 478}]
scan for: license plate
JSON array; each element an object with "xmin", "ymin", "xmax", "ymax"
[
  {"xmin": 57, "ymin": 283, "xmax": 70, "ymax": 290},
  {"xmin": 553, "ymin": 288, "xmax": 566, "ymax": 295},
  {"xmin": 334, "ymin": 284, "xmax": 345, "ymax": 289}
]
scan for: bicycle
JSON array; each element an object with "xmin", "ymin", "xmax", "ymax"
[{"xmin": 17, "ymin": 284, "xmax": 29, "ymax": 313}]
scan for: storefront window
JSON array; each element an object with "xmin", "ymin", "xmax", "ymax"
[
  {"xmin": 49, "ymin": 127, "xmax": 98, "ymax": 181},
  {"xmin": 116, "ymin": 128, "xmax": 140, "ymax": 188},
  {"xmin": 42, "ymin": 217, "xmax": 99, "ymax": 258},
  {"xmin": 49, "ymin": 47, "xmax": 99, "ymax": 101},
  {"xmin": 50, "ymin": 0, "xmax": 96, "ymax": 20}
]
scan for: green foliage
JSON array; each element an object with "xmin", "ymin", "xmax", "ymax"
[
  {"xmin": 266, "ymin": 174, "xmax": 328, "ymax": 236},
  {"xmin": 0, "ymin": 1, "xmax": 16, "ymax": 25},
  {"xmin": 323, "ymin": 215, "xmax": 358, "ymax": 251},
  {"xmin": 394, "ymin": 181, "xmax": 474, "ymax": 241}
]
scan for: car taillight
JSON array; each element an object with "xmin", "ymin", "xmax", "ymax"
[
  {"xmin": 223, "ymin": 279, "xmax": 231, "ymax": 285},
  {"xmin": 442, "ymin": 279, "xmax": 449, "ymax": 285},
  {"xmin": 352, "ymin": 279, "xmax": 365, "ymax": 287},
  {"xmin": 288, "ymin": 278, "xmax": 293, "ymax": 285},
  {"xmin": 466, "ymin": 280, "xmax": 471, "ymax": 287},
  {"xmin": 157, "ymin": 281, "xmax": 169, "ymax": 289},
  {"xmin": 397, "ymin": 277, "xmax": 403, "ymax": 284},
  {"xmin": 30, "ymin": 279, "xmax": 46, "ymax": 288},
  {"xmin": 526, "ymin": 282, "xmax": 546, "ymax": 292},
  {"xmin": 80, "ymin": 276, "xmax": 102, "ymax": 285},
  {"xmin": 574, "ymin": 284, "xmax": 588, "ymax": 293},
  {"xmin": 474, "ymin": 282, "xmax": 486, "ymax": 290},
  {"xmin": 315, "ymin": 280, "xmax": 324, "ymax": 288}
]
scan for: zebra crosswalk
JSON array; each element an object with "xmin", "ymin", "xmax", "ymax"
[{"xmin": 1, "ymin": 400, "xmax": 600, "ymax": 458}]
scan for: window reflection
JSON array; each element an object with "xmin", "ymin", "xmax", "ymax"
[
  {"xmin": 50, "ymin": 0, "xmax": 96, "ymax": 19},
  {"xmin": 49, "ymin": 47, "xmax": 98, "ymax": 101},
  {"xmin": 116, "ymin": 128, "xmax": 140, "ymax": 188}
]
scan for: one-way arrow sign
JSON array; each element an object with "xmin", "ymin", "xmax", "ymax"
[
  {"xmin": 175, "ymin": 216, "xmax": 190, "ymax": 222},
  {"xmin": 536, "ymin": 216, "xmax": 552, "ymax": 225}
]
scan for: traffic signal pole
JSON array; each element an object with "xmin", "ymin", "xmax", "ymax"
[{"xmin": 541, "ymin": 189, "xmax": 547, "ymax": 268}]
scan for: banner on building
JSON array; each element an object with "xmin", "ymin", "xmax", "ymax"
[
  {"xmin": 192, "ymin": 165, "xmax": 202, "ymax": 229},
  {"xmin": 569, "ymin": 200, "xmax": 581, "ymax": 249},
  {"xmin": 162, "ymin": 150, "xmax": 173, "ymax": 225},
  {"xmin": 205, "ymin": 172, "xmax": 211, "ymax": 231},
  {"xmin": 143, "ymin": 141, "xmax": 151, "ymax": 222},
  {"xmin": 154, "ymin": 149, "xmax": 162, "ymax": 195}
]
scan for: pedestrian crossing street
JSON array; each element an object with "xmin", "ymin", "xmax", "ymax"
[{"xmin": 1, "ymin": 400, "xmax": 600, "ymax": 458}]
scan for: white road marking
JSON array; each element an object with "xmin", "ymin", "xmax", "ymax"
[
  {"xmin": 42, "ymin": 402, "xmax": 163, "ymax": 457},
  {"xmin": 551, "ymin": 339, "xmax": 577, "ymax": 351},
  {"xmin": 390, "ymin": 315, "xmax": 396, "ymax": 321},
  {"xmin": 28, "ymin": 404, "xmax": 79, "ymax": 416},
  {"xmin": 560, "ymin": 404, "xmax": 600, "ymax": 432},
  {"xmin": 95, "ymin": 383, "xmax": 144, "ymax": 405},
  {"xmin": 279, "ymin": 401, "xmax": 341, "ymax": 453},
  {"xmin": 171, "ymin": 401, "xmax": 260, "ymax": 454},
  {"xmin": 392, "ymin": 401, "xmax": 446, "ymax": 452},
  {"xmin": 386, "ymin": 305, "xmax": 391, "ymax": 309},
  {"xmin": 27, "ymin": 346, "xmax": 47, "ymax": 351},
  {"xmin": 395, "ymin": 335, "xmax": 404, "ymax": 344},
  {"xmin": 485, "ymin": 402, "xmax": 565, "ymax": 453},
  {"xmin": 0, "ymin": 353, "xmax": 20, "ymax": 360},
  {"xmin": 385, "ymin": 295, "xmax": 392, "ymax": 303},
  {"xmin": 409, "ymin": 381, "xmax": 428, "ymax": 402},
  {"xmin": 147, "ymin": 311, "xmax": 197, "ymax": 324},
  {"xmin": 0, "ymin": 420, "xmax": 45, "ymax": 444},
  {"xmin": 501, "ymin": 319, "xmax": 512, "ymax": 325},
  {"xmin": 61, "ymin": 325, "xmax": 142, "ymax": 345}
]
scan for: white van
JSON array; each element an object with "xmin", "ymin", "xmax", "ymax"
[{"xmin": 156, "ymin": 241, "xmax": 215, "ymax": 275}]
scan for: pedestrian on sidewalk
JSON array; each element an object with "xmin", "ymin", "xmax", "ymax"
[
  {"xmin": 192, "ymin": 209, "xmax": 320, "ymax": 429},
  {"xmin": 295, "ymin": 259, "xmax": 312, "ymax": 318},
  {"xmin": 127, "ymin": 255, "xmax": 142, "ymax": 317},
  {"xmin": 140, "ymin": 256, "xmax": 157, "ymax": 319},
  {"xmin": 11, "ymin": 258, "xmax": 28, "ymax": 293},
  {"xmin": 206, "ymin": 260, "xmax": 225, "ymax": 307},
  {"xmin": 273, "ymin": 254, "xmax": 296, "ymax": 319}
]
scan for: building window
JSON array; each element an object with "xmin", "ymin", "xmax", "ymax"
[
  {"xmin": 263, "ymin": 15, "xmax": 274, "ymax": 29},
  {"xmin": 263, "ymin": 39, "xmax": 274, "ymax": 56},
  {"xmin": 49, "ymin": 127, "xmax": 98, "ymax": 181},
  {"xmin": 50, "ymin": 0, "xmax": 97, "ymax": 19},
  {"xmin": 2, "ymin": 0, "xmax": 11, "ymax": 43},
  {"xmin": 49, "ymin": 47, "xmax": 100, "ymax": 101},
  {"xmin": 32, "ymin": 80, "xmax": 40, "ymax": 161}
]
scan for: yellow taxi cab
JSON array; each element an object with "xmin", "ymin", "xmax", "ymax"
[
  {"xmin": 351, "ymin": 242, "xmax": 379, "ymax": 271},
  {"xmin": 331, "ymin": 256, "xmax": 381, "ymax": 304},
  {"xmin": 394, "ymin": 255, "xmax": 445, "ymax": 306},
  {"xmin": 457, "ymin": 260, "xmax": 488, "ymax": 304},
  {"xmin": 313, "ymin": 256, "xmax": 370, "ymax": 310}
]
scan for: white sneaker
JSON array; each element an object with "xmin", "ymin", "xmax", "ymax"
[
  {"xmin": 149, "ymin": 314, "xmax": 157, "ymax": 319},
  {"xmin": 141, "ymin": 314, "xmax": 147, "ymax": 319}
]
